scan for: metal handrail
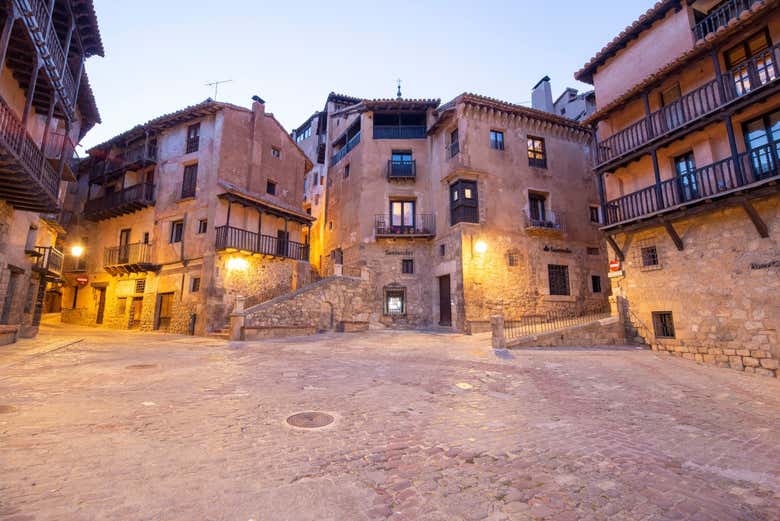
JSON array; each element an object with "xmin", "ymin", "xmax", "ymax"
[{"xmin": 374, "ymin": 214, "xmax": 436, "ymax": 236}]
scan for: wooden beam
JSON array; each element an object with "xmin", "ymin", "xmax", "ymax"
[
  {"xmin": 661, "ymin": 219, "xmax": 684, "ymax": 251},
  {"xmin": 605, "ymin": 235, "xmax": 625, "ymax": 261},
  {"xmin": 740, "ymin": 199, "xmax": 769, "ymax": 238}
]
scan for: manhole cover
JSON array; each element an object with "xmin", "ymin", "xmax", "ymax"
[
  {"xmin": 286, "ymin": 411, "xmax": 334, "ymax": 429},
  {"xmin": 0, "ymin": 405, "xmax": 18, "ymax": 414},
  {"xmin": 125, "ymin": 364, "xmax": 157, "ymax": 370}
]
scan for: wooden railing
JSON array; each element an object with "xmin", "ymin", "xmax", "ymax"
[
  {"xmin": 84, "ymin": 182, "xmax": 155, "ymax": 217},
  {"xmin": 693, "ymin": 0, "xmax": 762, "ymax": 41},
  {"xmin": 104, "ymin": 242, "xmax": 154, "ymax": 267},
  {"xmin": 374, "ymin": 214, "xmax": 436, "ymax": 236},
  {"xmin": 604, "ymin": 144, "xmax": 780, "ymax": 225},
  {"xmin": 524, "ymin": 210, "xmax": 566, "ymax": 232},
  {"xmin": 331, "ymin": 132, "xmax": 360, "ymax": 166},
  {"xmin": 387, "ymin": 159, "xmax": 416, "ymax": 180},
  {"xmin": 33, "ymin": 246, "xmax": 63, "ymax": 275},
  {"xmin": 214, "ymin": 225, "xmax": 309, "ymax": 261},
  {"xmin": 597, "ymin": 44, "xmax": 780, "ymax": 167},
  {"xmin": 43, "ymin": 131, "xmax": 76, "ymax": 161},
  {"xmin": 373, "ymin": 125, "xmax": 426, "ymax": 139},
  {"xmin": 0, "ymin": 95, "xmax": 59, "ymax": 202}
]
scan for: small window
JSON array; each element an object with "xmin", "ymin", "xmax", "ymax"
[
  {"xmin": 652, "ymin": 311, "xmax": 676, "ymax": 338},
  {"xmin": 266, "ymin": 180, "xmax": 277, "ymax": 195},
  {"xmin": 587, "ymin": 246, "xmax": 600, "ymax": 256},
  {"xmin": 328, "ymin": 221, "xmax": 333, "ymax": 230},
  {"xmin": 142, "ymin": 232, "xmax": 150, "ymax": 244},
  {"xmin": 186, "ymin": 123, "xmax": 200, "ymax": 153},
  {"xmin": 271, "ymin": 147, "xmax": 281, "ymax": 158},
  {"xmin": 591, "ymin": 275, "xmax": 602, "ymax": 293},
  {"xmin": 170, "ymin": 220, "xmax": 184, "ymax": 243},
  {"xmin": 190, "ymin": 277, "xmax": 201, "ymax": 293},
  {"xmin": 439, "ymin": 244, "xmax": 445, "ymax": 257},
  {"xmin": 344, "ymin": 164, "xmax": 350, "ymax": 178},
  {"xmin": 197, "ymin": 219, "xmax": 207, "ymax": 234},
  {"xmin": 548, "ymin": 264, "xmax": 570, "ymax": 296},
  {"xmin": 507, "ymin": 252, "xmax": 520, "ymax": 266},
  {"xmin": 528, "ymin": 136, "xmax": 547, "ymax": 169},
  {"xmin": 589, "ymin": 205, "xmax": 601, "ymax": 224},
  {"xmin": 181, "ymin": 163, "xmax": 198, "ymax": 198},
  {"xmin": 641, "ymin": 246, "xmax": 658, "ymax": 267},
  {"xmin": 401, "ymin": 259, "xmax": 414, "ymax": 274},
  {"xmin": 135, "ymin": 278, "xmax": 146, "ymax": 294},
  {"xmin": 385, "ymin": 288, "xmax": 406, "ymax": 315},
  {"xmin": 490, "ymin": 130, "xmax": 504, "ymax": 150}
]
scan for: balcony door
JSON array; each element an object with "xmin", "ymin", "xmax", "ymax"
[
  {"xmin": 118, "ymin": 229, "xmax": 131, "ymax": 264},
  {"xmin": 744, "ymin": 109, "xmax": 780, "ymax": 180},
  {"xmin": 276, "ymin": 230, "xmax": 289, "ymax": 257},
  {"xmin": 725, "ymin": 31, "xmax": 775, "ymax": 97},
  {"xmin": 390, "ymin": 200, "xmax": 415, "ymax": 232},
  {"xmin": 674, "ymin": 152, "xmax": 698, "ymax": 202},
  {"xmin": 528, "ymin": 193, "xmax": 547, "ymax": 223}
]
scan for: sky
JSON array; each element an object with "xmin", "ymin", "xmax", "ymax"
[{"xmin": 80, "ymin": 0, "xmax": 651, "ymax": 150}]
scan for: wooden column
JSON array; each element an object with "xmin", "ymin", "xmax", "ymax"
[
  {"xmin": 711, "ymin": 50, "xmax": 726, "ymax": 101},
  {"xmin": 283, "ymin": 218, "xmax": 289, "ymax": 257},
  {"xmin": 0, "ymin": 11, "xmax": 16, "ymax": 78},
  {"xmin": 651, "ymin": 149, "xmax": 664, "ymax": 210},
  {"xmin": 62, "ymin": 18, "xmax": 75, "ymax": 74},
  {"xmin": 44, "ymin": 0, "xmax": 55, "ymax": 42},
  {"xmin": 71, "ymin": 55, "xmax": 85, "ymax": 107},
  {"xmin": 56, "ymin": 121, "xmax": 70, "ymax": 178},
  {"xmin": 256, "ymin": 208, "xmax": 263, "ymax": 253},
  {"xmin": 22, "ymin": 61, "xmax": 40, "ymax": 125},
  {"xmin": 642, "ymin": 91, "xmax": 654, "ymax": 139},
  {"xmin": 724, "ymin": 115, "xmax": 743, "ymax": 183},
  {"xmin": 40, "ymin": 92, "xmax": 56, "ymax": 170},
  {"xmin": 597, "ymin": 172, "xmax": 607, "ymax": 224},
  {"xmin": 226, "ymin": 201, "xmax": 232, "ymax": 227}
]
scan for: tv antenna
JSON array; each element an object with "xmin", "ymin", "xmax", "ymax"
[
  {"xmin": 205, "ymin": 79, "xmax": 232, "ymax": 100},
  {"xmin": 396, "ymin": 78, "xmax": 402, "ymax": 99}
]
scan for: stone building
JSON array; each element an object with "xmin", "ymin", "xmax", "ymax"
[
  {"xmin": 0, "ymin": 0, "xmax": 103, "ymax": 343},
  {"xmin": 577, "ymin": 0, "xmax": 779, "ymax": 376},
  {"xmin": 59, "ymin": 97, "xmax": 314, "ymax": 336},
  {"xmin": 531, "ymin": 76, "xmax": 596, "ymax": 122},
  {"xmin": 294, "ymin": 92, "xmax": 609, "ymax": 332}
]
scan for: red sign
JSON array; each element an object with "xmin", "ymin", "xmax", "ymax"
[
  {"xmin": 609, "ymin": 260, "xmax": 621, "ymax": 272},
  {"xmin": 75, "ymin": 276, "xmax": 89, "ymax": 286}
]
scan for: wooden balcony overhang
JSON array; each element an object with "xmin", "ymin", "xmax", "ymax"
[
  {"xmin": 103, "ymin": 262, "xmax": 159, "ymax": 276},
  {"xmin": 217, "ymin": 181, "xmax": 315, "ymax": 225},
  {"xmin": 83, "ymin": 183, "xmax": 155, "ymax": 221}
]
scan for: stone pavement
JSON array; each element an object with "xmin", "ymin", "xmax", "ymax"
[{"xmin": 0, "ymin": 323, "xmax": 778, "ymax": 520}]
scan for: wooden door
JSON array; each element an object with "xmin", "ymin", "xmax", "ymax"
[
  {"xmin": 95, "ymin": 288, "xmax": 106, "ymax": 324},
  {"xmin": 438, "ymin": 275, "xmax": 452, "ymax": 326}
]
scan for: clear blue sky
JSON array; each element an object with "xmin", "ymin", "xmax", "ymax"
[{"xmin": 81, "ymin": 0, "xmax": 650, "ymax": 150}]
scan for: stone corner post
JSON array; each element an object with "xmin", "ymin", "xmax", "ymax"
[
  {"xmin": 491, "ymin": 315, "xmax": 506, "ymax": 349},
  {"xmin": 229, "ymin": 295, "xmax": 246, "ymax": 341}
]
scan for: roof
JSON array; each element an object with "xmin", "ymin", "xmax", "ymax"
[
  {"xmin": 218, "ymin": 180, "xmax": 315, "ymax": 224},
  {"xmin": 73, "ymin": 0, "xmax": 105, "ymax": 57},
  {"xmin": 326, "ymin": 92, "xmax": 363, "ymax": 105},
  {"xmin": 89, "ymin": 99, "xmax": 250, "ymax": 152},
  {"xmin": 575, "ymin": 0, "xmax": 679, "ymax": 84},
  {"xmin": 293, "ymin": 111, "xmax": 321, "ymax": 136},
  {"xmin": 330, "ymin": 97, "xmax": 441, "ymax": 118}
]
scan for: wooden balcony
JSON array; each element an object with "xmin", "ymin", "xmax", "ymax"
[
  {"xmin": 0, "ymin": 95, "xmax": 60, "ymax": 211},
  {"xmin": 373, "ymin": 125, "xmax": 426, "ymax": 139},
  {"xmin": 596, "ymin": 44, "xmax": 780, "ymax": 171},
  {"xmin": 692, "ymin": 0, "xmax": 762, "ymax": 41},
  {"xmin": 331, "ymin": 132, "xmax": 360, "ymax": 166},
  {"xmin": 103, "ymin": 242, "xmax": 158, "ymax": 275},
  {"xmin": 215, "ymin": 225, "xmax": 309, "ymax": 261},
  {"xmin": 387, "ymin": 159, "xmax": 416, "ymax": 180},
  {"xmin": 603, "ymin": 144, "xmax": 780, "ymax": 229},
  {"xmin": 374, "ymin": 214, "xmax": 436, "ymax": 238},
  {"xmin": 83, "ymin": 182, "xmax": 155, "ymax": 221},
  {"xmin": 31, "ymin": 245, "xmax": 63, "ymax": 276}
]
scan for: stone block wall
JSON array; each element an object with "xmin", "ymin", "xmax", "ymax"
[{"xmin": 651, "ymin": 343, "xmax": 778, "ymax": 378}]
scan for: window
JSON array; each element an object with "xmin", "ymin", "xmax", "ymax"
[
  {"xmin": 197, "ymin": 219, "xmax": 207, "ymax": 234},
  {"xmin": 591, "ymin": 275, "xmax": 602, "ymax": 293},
  {"xmin": 528, "ymin": 193, "xmax": 547, "ymax": 222},
  {"xmin": 439, "ymin": 244, "xmax": 446, "ymax": 257},
  {"xmin": 142, "ymin": 232, "xmax": 150, "ymax": 244},
  {"xmin": 296, "ymin": 125, "xmax": 311, "ymax": 143},
  {"xmin": 587, "ymin": 246, "xmax": 600, "ymax": 256},
  {"xmin": 725, "ymin": 31, "xmax": 774, "ymax": 97},
  {"xmin": 266, "ymin": 180, "xmax": 277, "ymax": 195},
  {"xmin": 450, "ymin": 179, "xmax": 479, "ymax": 224},
  {"xmin": 490, "ymin": 130, "xmax": 504, "ymax": 150},
  {"xmin": 186, "ymin": 123, "xmax": 200, "ymax": 154},
  {"xmin": 449, "ymin": 128, "xmax": 460, "ymax": 157},
  {"xmin": 190, "ymin": 277, "xmax": 200, "ymax": 293},
  {"xmin": 401, "ymin": 259, "xmax": 414, "ymax": 274},
  {"xmin": 507, "ymin": 252, "xmax": 520, "ymax": 266},
  {"xmin": 384, "ymin": 288, "xmax": 405, "ymax": 315},
  {"xmin": 743, "ymin": 109, "xmax": 780, "ymax": 180},
  {"xmin": 271, "ymin": 147, "xmax": 281, "ymax": 158},
  {"xmin": 344, "ymin": 164, "xmax": 350, "ymax": 178},
  {"xmin": 589, "ymin": 205, "xmax": 601, "ymax": 224},
  {"xmin": 548, "ymin": 264, "xmax": 570, "ymax": 296},
  {"xmin": 641, "ymin": 245, "xmax": 658, "ymax": 267},
  {"xmin": 135, "ymin": 279, "xmax": 146, "ymax": 294},
  {"xmin": 181, "ymin": 163, "xmax": 198, "ymax": 198},
  {"xmin": 674, "ymin": 152, "xmax": 698, "ymax": 202},
  {"xmin": 390, "ymin": 200, "xmax": 416, "ymax": 230},
  {"xmin": 528, "ymin": 136, "xmax": 547, "ymax": 168},
  {"xmin": 652, "ymin": 311, "xmax": 676, "ymax": 338},
  {"xmin": 170, "ymin": 220, "xmax": 184, "ymax": 243}
]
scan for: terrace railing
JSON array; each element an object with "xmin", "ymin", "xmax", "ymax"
[
  {"xmin": 374, "ymin": 214, "xmax": 436, "ymax": 236},
  {"xmin": 214, "ymin": 225, "xmax": 309, "ymax": 261},
  {"xmin": 505, "ymin": 304, "xmax": 612, "ymax": 341},
  {"xmin": 693, "ymin": 0, "xmax": 762, "ymax": 41}
]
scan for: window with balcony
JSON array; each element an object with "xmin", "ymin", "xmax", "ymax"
[
  {"xmin": 389, "ymin": 150, "xmax": 414, "ymax": 179},
  {"xmin": 490, "ymin": 130, "xmax": 505, "ymax": 150},
  {"xmin": 450, "ymin": 179, "xmax": 478, "ymax": 224},
  {"xmin": 528, "ymin": 136, "xmax": 547, "ymax": 168},
  {"xmin": 186, "ymin": 123, "xmax": 200, "ymax": 154},
  {"xmin": 674, "ymin": 152, "xmax": 698, "ymax": 202},
  {"xmin": 548, "ymin": 264, "xmax": 570, "ymax": 296},
  {"xmin": 743, "ymin": 109, "xmax": 780, "ymax": 179},
  {"xmin": 725, "ymin": 30, "xmax": 775, "ymax": 97},
  {"xmin": 528, "ymin": 193, "xmax": 547, "ymax": 222},
  {"xmin": 181, "ymin": 164, "xmax": 198, "ymax": 199},
  {"xmin": 390, "ymin": 200, "xmax": 415, "ymax": 231},
  {"xmin": 373, "ymin": 112, "xmax": 426, "ymax": 139}
]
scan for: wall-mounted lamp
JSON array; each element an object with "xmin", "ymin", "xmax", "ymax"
[
  {"xmin": 70, "ymin": 245, "xmax": 84, "ymax": 258},
  {"xmin": 226, "ymin": 256, "xmax": 249, "ymax": 272},
  {"xmin": 474, "ymin": 240, "xmax": 488, "ymax": 254}
]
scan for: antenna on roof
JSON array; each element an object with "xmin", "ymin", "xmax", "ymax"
[
  {"xmin": 205, "ymin": 79, "xmax": 233, "ymax": 100},
  {"xmin": 396, "ymin": 78, "xmax": 402, "ymax": 99}
]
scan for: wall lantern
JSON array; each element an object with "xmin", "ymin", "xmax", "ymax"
[
  {"xmin": 226, "ymin": 256, "xmax": 249, "ymax": 272},
  {"xmin": 70, "ymin": 245, "xmax": 84, "ymax": 257},
  {"xmin": 474, "ymin": 240, "xmax": 488, "ymax": 254}
]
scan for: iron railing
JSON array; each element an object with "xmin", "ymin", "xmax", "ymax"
[
  {"xmin": 104, "ymin": 242, "xmax": 154, "ymax": 267},
  {"xmin": 331, "ymin": 132, "xmax": 361, "ymax": 166},
  {"xmin": 693, "ymin": 0, "xmax": 762, "ymax": 41},
  {"xmin": 214, "ymin": 225, "xmax": 309, "ymax": 261},
  {"xmin": 387, "ymin": 159, "xmax": 416, "ymax": 180},
  {"xmin": 84, "ymin": 182, "xmax": 155, "ymax": 218},
  {"xmin": 373, "ymin": 125, "xmax": 426, "ymax": 139},
  {"xmin": 33, "ymin": 246, "xmax": 63, "ymax": 275},
  {"xmin": 596, "ymin": 43, "xmax": 780, "ymax": 167},
  {"xmin": 604, "ymin": 143, "xmax": 780, "ymax": 225},
  {"xmin": 524, "ymin": 210, "xmax": 565, "ymax": 232},
  {"xmin": 186, "ymin": 136, "xmax": 199, "ymax": 154},
  {"xmin": 374, "ymin": 214, "xmax": 436, "ymax": 236},
  {"xmin": 505, "ymin": 304, "xmax": 612, "ymax": 341}
]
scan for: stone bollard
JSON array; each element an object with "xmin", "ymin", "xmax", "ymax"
[
  {"xmin": 334, "ymin": 263, "xmax": 343, "ymax": 277},
  {"xmin": 229, "ymin": 295, "xmax": 246, "ymax": 341},
  {"xmin": 491, "ymin": 315, "xmax": 506, "ymax": 349}
]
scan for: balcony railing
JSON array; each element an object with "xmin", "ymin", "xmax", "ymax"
[
  {"xmin": 84, "ymin": 182, "xmax": 155, "ymax": 221},
  {"xmin": 524, "ymin": 210, "xmax": 566, "ymax": 233},
  {"xmin": 693, "ymin": 0, "xmax": 761, "ymax": 41},
  {"xmin": 32, "ymin": 246, "xmax": 63, "ymax": 276},
  {"xmin": 331, "ymin": 132, "xmax": 361, "ymax": 166},
  {"xmin": 604, "ymin": 143, "xmax": 780, "ymax": 226},
  {"xmin": 374, "ymin": 214, "xmax": 436, "ymax": 237},
  {"xmin": 373, "ymin": 125, "xmax": 427, "ymax": 139},
  {"xmin": 104, "ymin": 242, "xmax": 156, "ymax": 271},
  {"xmin": 387, "ymin": 160, "xmax": 416, "ymax": 180},
  {"xmin": 596, "ymin": 43, "xmax": 780, "ymax": 168},
  {"xmin": 0, "ymin": 95, "xmax": 60, "ymax": 210},
  {"xmin": 215, "ymin": 225, "xmax": 309, "ymax": 261}
]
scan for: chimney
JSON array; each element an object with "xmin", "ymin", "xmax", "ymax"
[
  {"xmin": 531, "ymin": 76, "xmax": 554, "ymax": 113},
  {"xmin": 252, "ymin": 95, "xmax": 265, "ymax": 115}
]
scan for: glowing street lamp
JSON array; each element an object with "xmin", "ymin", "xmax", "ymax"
[
  {"xmin": 70, "ymin": 245, "xmax": 84, "ymax": 257},
  {"xmin": 474, "ymin": 240, "xmax": 488, "ymax": 254},
  {"xmin": 226, "ymin": 256, "xmax": 249, "ymax": 272}
]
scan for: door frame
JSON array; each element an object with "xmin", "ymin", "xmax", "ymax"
[{"xmin": 438, "ymin": 274, "xmax": 452, "ymax": 327}]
